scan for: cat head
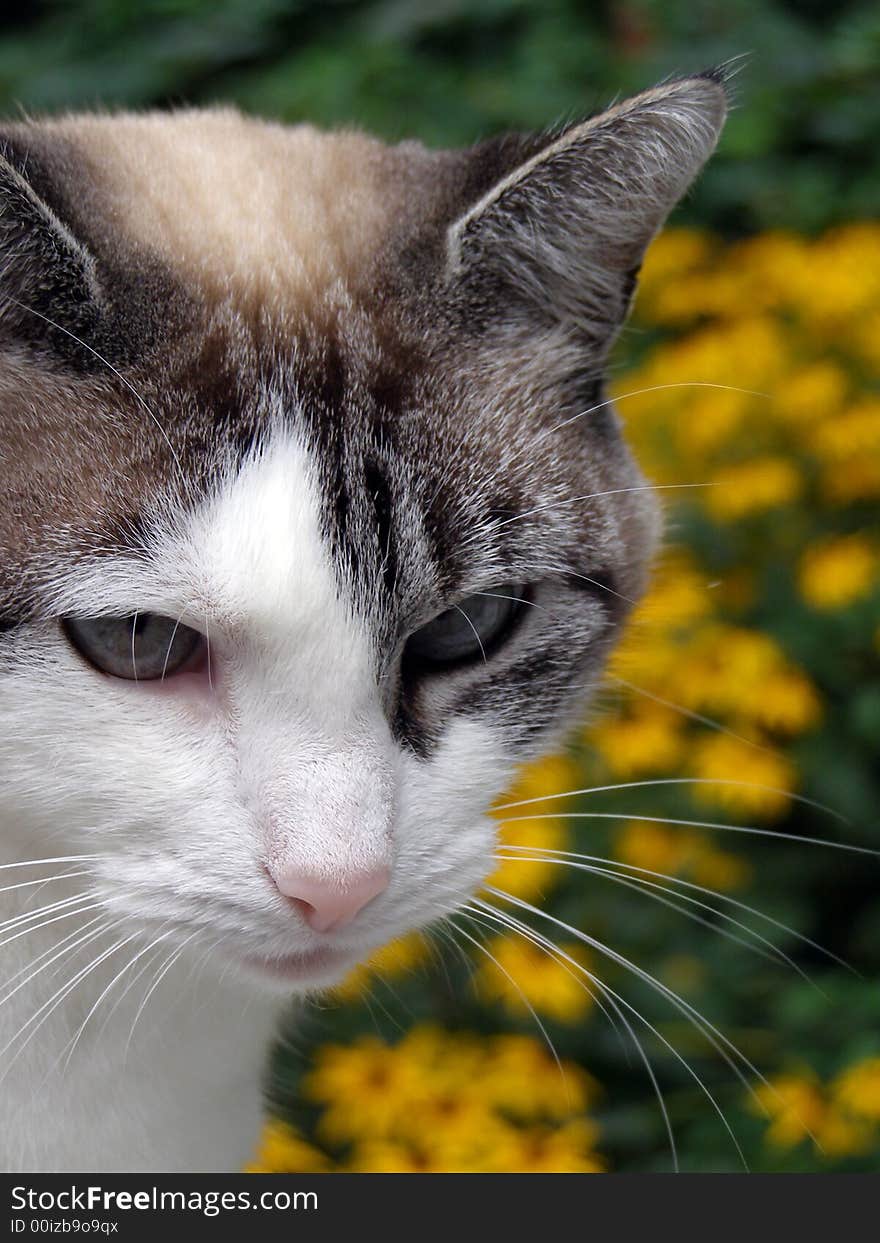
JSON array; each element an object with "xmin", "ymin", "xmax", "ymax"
[{"xmin": 0, "ymin": 75, "xmax": 726, "ymax": 990}]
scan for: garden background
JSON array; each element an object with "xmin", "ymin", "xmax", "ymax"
[{"xmin": 3, "ymin": 0, "xmax": 877, "ymax": 1171}]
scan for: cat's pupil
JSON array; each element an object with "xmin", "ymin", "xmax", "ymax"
[
  {"xmin": 62, "ymin": 613, "xmax": 203, "ymax": 681},
  {"xmin": 404, "ymin": 586, "xmax": 526, "ymax": 668}
]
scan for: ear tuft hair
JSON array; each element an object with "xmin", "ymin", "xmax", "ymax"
[
  {"xmin": 447, "ymin": 75, "xmax": 727, "ymax": 344},
  {"xmin": 0, "ymin": 144, "xmax": 104, "ymax": 353}
]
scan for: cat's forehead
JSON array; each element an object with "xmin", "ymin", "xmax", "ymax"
[
  {"xmin": 18, "ymin": 109, "xmax": 419, "ymax": 315},
  {"xmin": 0, "ymin": 78, "xmax": 728, "ymax": 627}
]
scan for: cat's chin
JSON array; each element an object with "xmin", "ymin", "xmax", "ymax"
[{"xmin": 233, "ymin": 944, "xmax": 360, "ymax": 992}]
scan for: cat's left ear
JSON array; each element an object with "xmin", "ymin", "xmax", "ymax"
[
  {"xmin": 446, "ymin": 73, "xmax": 727, "ymax": 345},
  {"xmin": 0, "ymin": 142, "xmax": 105, "ymax": 353}
]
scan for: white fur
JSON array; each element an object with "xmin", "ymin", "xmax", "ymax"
[{"xmin": 0, "ymin": 427, "xmax": 511, "ymax": 1172}]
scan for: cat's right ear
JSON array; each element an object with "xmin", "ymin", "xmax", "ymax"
[
  {"xmin": 445, "ymin": 73, "xmax": 727, "ymax": 352},
  {"xmin": 0, "ymin": 145, "xmax": 104, "ymax": 351}
]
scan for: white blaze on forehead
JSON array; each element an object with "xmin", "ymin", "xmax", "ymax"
[
  {"xmin": 192, "ymin": 433, "xmax": 395, "ymax": 877},
  {"xmin": 197, "ymin": 435, "xmax": 396, "ymax": 881},
  {"xmin": 49, "ymin": 430, "xmax": 372, "ymax": 688},
  {"xmin": 194, "ymin": 436, "xmax": 349, "ymax": 638}
]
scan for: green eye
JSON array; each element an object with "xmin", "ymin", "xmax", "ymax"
[
  {"xmin": 405, "ymin": 586, "xmax": 526, "ymax": 668},
  {"xmin": 62, "ymin": 613, "xmax": 205, "ymax": 681}
]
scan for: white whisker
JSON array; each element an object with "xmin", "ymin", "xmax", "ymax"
[
  {"xmin": 482, "ymin": 888, "xmax": 771, "ymax": 1107},
  {"xmin": 497, "ymin": 844, "xmax": 853, "ymax": 973},
  {"xmin": 495, "ymin": 851, "xmax": 824, "ymax": 987},
  {"xmin": 0, "ymin": 895, "xmax": 106, "ymax": 948},
  {"xmin": 0, "ymin": 924, "xmax": 128, "ymax": 1084},
  {"xmin": 124, "ymin": 931, "xmax": 200, "ymax": 1058},
  {"xmin": 61, "ymin": 930, "xmax": 172, "ymax": 1070},
  {"xmin": 449, "ymin": 915, "xmax": 572, "ymax": 1107},
  {"xmin": 496, "ymin": 482, "xmax": 715, "ymax": 530},
  {"xmin": 512, "ymin": 382, "xmax": 770, "ymax": 466},
  {"xmin": 0, "ymin": 916, "xmax": 110, "ymax": 1011},
  {"xmin": 492, "ymin": 777, "xmax": 847, "ymax": 823},
  {"xmin": 475, "ymin": 898, "xmax": 752, "ymax": 1168},
  {"xmin": 465, "ymin": 901, "xmax": 682, "ymax": 1168},
  {"xmin": 0, "ymin": 870, "xmax": 91, "ymax": 897},
  {"xmin": 452, "ymin": 603, "xmax": 488, "ymax": 664},
  {"xmin": 495, "ymin": 809, "xmax": 874, "ymax": 857},
  {"xmin": 0, "ymin": 855, "xmax": 102, "ymax": 874},
  {"xmin": 608, "ymin": 675, "xmax": 777, "ymax": 756}
]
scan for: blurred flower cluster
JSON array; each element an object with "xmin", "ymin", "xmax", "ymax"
[
  {"xmin": 754, "ymin": 1056, "xmax": 880, "ymax": 1158},
  {"xmin": 252, "ymin": 224, "xmax": 880, "ymax": 1173},
  {"xmin": 249, "ymin": 1028, "xmax": 603, "ymax": 1172}
]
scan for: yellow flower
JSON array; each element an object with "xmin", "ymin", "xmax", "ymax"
[
  {"xmin": 726, "ymin": 231, "xmax": 813, "ymax": 309},
  {"xmin": 814, "ymin": 1108, "xmax": 875, "ymax": 1158},
  {"xmin": 665, "ymin": 625, "xmax": 784, "ymax": 717},
  {"xmin": 677, "ymin": 387, "xmax": 752, "ymax": 458},
  {"xmin": 656, "ymin": 626, "xmax": 785, "ymax": 725},
  {"xmin": 630, "ymin": 555, "xmax": 714, "ymax": 628},
  {"xmin": 480, "ymin": 1033, "xmax": 598, "ymax": 1119},
  {"xmin": 615, "ymin": 821, "xmax": 689, "ymax": 876},
  {"xmin": 486, "ymin": 817, "xmax": 569, "ymax": 902},
  {"xmin": 689, "ymin": 845, "xmax": 752, "ymax": 892},
  {"xmin": 486, "ymin": 753, "xmax": 577, "ymax": 900},
  {"xmin": 752, "ymin": 1057, "xmax": 880, "ymax": 1159},
  {"xmin": 474, "ymin": 935, "xmax": 594, "ymax": 1023},
  {"xmin": 706, "ymin": 457, "xmax": 802, "ymax": 521},
  {"xmin": 752, "ymin": 1073, "xmax": 825, "ymax": 1149},
  {"xmin": 348, "ymin": 1116, "xmax": 605, "ymax": 1173},
  {"xmin": 614, "ymin": 821, "xmax": 750, "ymax": 892},
  {"xmin": 589, "ymin": 704, "xmax": 685, "ymax": 778},
  {"xmin": 691, "ymin": 734, "xmax": 795, "ymax": 819},
  {"xmin": 634, "ymin": 624, "xmax": 819, "ymax": 738},
  {"xmin": 799, "ymin": 535, "xmax": 878, "ymax": 610},
  {"xmin": 832, "ymin": 1057, "xmax": 880, "ymax": 1122},
  {"xmin": 347, "ymin": 1122, "xmax": 517, "ymax": 1173},
  {"xmin": 609, "ymin": 628, "xmax": 686, "ymax": 688},
  {"xmin": 347, "ymin": 1138, "xmax": 444, "ymax": 1172},
  {"xmin": 493, "ymin": 752, "xmax": 581, "ymax": 813},
  {"xmin": 500, "ymin": 1119, "xmax": 605, "ymax": 1172},
  {"xmin": 855, "ymin": 305, "xmax": 880, "ymax": 367},
  {"xmin": 821, "ymin": 455, "xmax": 880, "ymax": 503},
  {"xmin": 389, "ymin": 1025, "xmax": 485, "ymax": 1091},
  {"xmin": 636, "ymin": 228, "xmax": 714, "ymax": 318},
  {"xmin": 807, "ymin": 398, "xmax": 880, "ymax": 462},
  {"xmin": 303, "ymin": 1027, "xmax": 604, "ymax": 1171},
  {"xmin": 799, "ymin": 224, "xmax": 880, "ymax": 327},
  {"xmin": 750, "ymin": 669, "xmax": 822, "ymax": 735},
  {"xmin": 246, "ymin": 1119, "xmax": 332, "ymax": 1173},
  {"xmin": 334, "ymin": 932, "xmax": 429, "ymax": 1001},
  {"xmin": 302, "ymin": 1036, "xmax": 426, "ymax": 1142},
  {"xmin": 774, "ymin": 360, "xmax": 848, "ymax": 426},
  {"xmin": 752, "ymin": 1067, "xmax": 879, "ymax": 1159}
]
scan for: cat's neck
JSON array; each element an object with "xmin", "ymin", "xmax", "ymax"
[{"xmin": 0, "ymin": 844, "xmax": 282, "ymax": 1172}]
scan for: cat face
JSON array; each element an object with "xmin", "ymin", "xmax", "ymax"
[{"xmin": 0, "ymin": 76, "xmax": 726, "ymax": 991}]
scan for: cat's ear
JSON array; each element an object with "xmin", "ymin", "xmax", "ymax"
[
  {"xmin": 0, "ymin": 145, "xmax": 104, "ymax": 349},
  {"xmin": 446, "ymin": 74, "xmax": 727, "ymax": 345}
]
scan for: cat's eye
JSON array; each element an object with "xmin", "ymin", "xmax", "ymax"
[
  {"xmin": 62, "ymin": 613, "xmax": 205, "ymax": 681},
  {"xmin": 405, "ymin": 586, "xmax": 526, "ymax": 668}
]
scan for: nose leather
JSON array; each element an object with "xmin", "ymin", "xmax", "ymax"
[{"xmin": 268, "ymin": 864, "xmax": 390, "ymax": 932}]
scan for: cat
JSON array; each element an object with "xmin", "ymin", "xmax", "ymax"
[{"xmin": 0, "ymin": 71, "xmax": 726, "ymax": 1172}]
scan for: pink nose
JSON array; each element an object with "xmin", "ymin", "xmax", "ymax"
[{"xmin": 268, "ymin": 865, "xmax": 390, "ymax": 933}]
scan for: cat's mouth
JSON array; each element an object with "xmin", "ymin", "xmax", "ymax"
[{"xmin": 237, "ymin": 943, "xmax": 356, "ymax": 986}]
